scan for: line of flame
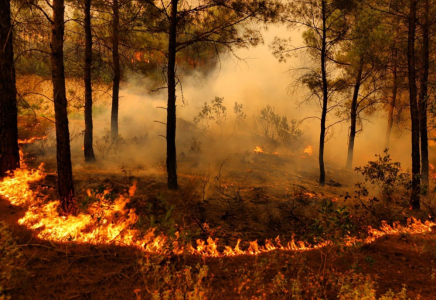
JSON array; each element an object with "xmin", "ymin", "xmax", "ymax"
[
  {"xmin": 18, "ymin": 136, "xmax": 47, "ymax": 144},
  {"xmin": 1, "ymin": 163, "xmax": 435, "ymax": 257}
]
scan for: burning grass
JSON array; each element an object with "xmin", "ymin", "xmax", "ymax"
[
  {"xmin": 2, "ymin": 138, "xmax": 436, "ymax": 298},
  {"xmin": 1, "ymin": 159, "xmax": 435, "ymax": 259}
]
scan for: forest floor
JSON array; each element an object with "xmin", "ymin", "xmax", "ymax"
[{"xmin": 1, "ymin": 116, "xmax": 436, "ymax": 299}]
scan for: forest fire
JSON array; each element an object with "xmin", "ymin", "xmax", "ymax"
[{"xmin": 1, "ymin": 162, "xmax": 435, "ymax": 258}]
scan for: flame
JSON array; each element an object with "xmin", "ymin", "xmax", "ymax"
[
  {"xmin": 430, "ymin": 163, "xmax": 434, "ymax": 170},
  {"xmin": 254, "ymin": 146, "xmax": 264, "ymax": 154},
  {"xmin": 1, "ymin": 161, "xmax": 435, "ymax": 257},
  {"xmin": 18, "ymin": 136, "xmax": 47, "ymax": 144},
  {"xmin": 303, "ymin": 145, "xmax": 313, "ymax": 156}
]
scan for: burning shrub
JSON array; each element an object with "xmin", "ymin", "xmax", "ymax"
[{"xmin": 254, "ymin": 105, "xmax": 302, "ymax": 150}]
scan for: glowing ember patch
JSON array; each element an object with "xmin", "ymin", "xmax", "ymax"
[
  {"xmin": 430, "ymin": 163, "xmax": 435, "ymax": 170},
  {"xmin": 303, "ymin": 145, "xmax": 313, "ymax": 156},
  {"xmin": 254, "ymin": 146, "xmax": 264, "ymax": 154}
]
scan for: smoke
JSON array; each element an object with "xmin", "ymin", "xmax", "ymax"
[{"xmin": 27, "ymin": 24, "xmax": 416, "ymax": 179}]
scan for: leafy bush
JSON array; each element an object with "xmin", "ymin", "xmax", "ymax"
[
  {"xmin": 337, "ymin": 273, "xmax": 409, "ymax": 300},
  {"xmin": 136, "ymin": 257, "xmax": 210, "ymax": 300},
  {"xmin": 254, "ymin": 105, "xmax": 301, "ymax": 149},
  {"xmin": 310, "ymin": 199, "xmax": 357, "ymax": 244},
  {"xmin": 193, "ymin": 97, "xmax": 245, "ymax": 142},
  {"xmin": 353, "ymin": 150, "xmax": 412, "ymax": 222}
]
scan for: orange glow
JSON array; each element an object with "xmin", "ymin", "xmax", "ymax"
[
  {"xmin": 1, "ymin": 162, "xmax": 435, "ymax": 257},
  {"xmin": 18, "ymin": 136, "xmax": 47, "ymax": 144},
  {"xmin": 254, "ymin": 146, "xmax": 264, "ymax": 154},
  {"xmin": 303, "ymin": 145, "xmax": 313, "ymax": 156}
]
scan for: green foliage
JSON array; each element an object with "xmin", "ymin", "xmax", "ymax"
[
  {"xmin": 337, "ymin": 273, "xmax": 409, "ymax": 300},
  {"xmin": 310, "ymin": 199, "xmax": 356, "ymax": 244},
  {"xmin": 136, "ymin": 194, "xmax": 177, "ymax": 238}
]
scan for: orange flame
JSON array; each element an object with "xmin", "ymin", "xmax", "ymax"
[
  {"xmin": 18, "ymin": 136, "xmax": 47, "ymax": 144},
  {"xmin": 1, "ymin": 163, "xmax": 435, "ymax": 257},
  {"xmin": 303, "ymin": 145, "xmax": 313, "ymax": 156},
  {"xmin": 254, "ymin": 146, "xmax": 264, "ymax": 154}
]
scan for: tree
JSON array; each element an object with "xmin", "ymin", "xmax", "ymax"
[
  {"xmin": 418, "ymin": 0, "xmax": 430, "ymax": 188},
  {"xmin": 0, "ymin": 0, "xmax": 20, "ymax": 177},
  {"xmin": 158, "ymin": 0, "xmax": 275, "ymax": 189},
  {"xmin": 339, "ymin": 5, "xmax": 388, "ymax": 169},
  {"xmin": 84, "ymin": 0, "xmax": 96, "ymax": 162},
  {"xmin": 52, "ymin": 0, "xmax": 77, "ymax": 214},
  {"xmin": 110, "ymin": 0, "xmax": 120, "ymax": 140},
  {"xmin": 166, "ymin": 0, "xmax": 178, "ymax": 189},
  {"xmin": 273, "ymin": 0, "xmax": 354, "ymax": 186},
  {"xmin": 407, "ymin": 0, "xmax": 420, "ymax": 209},
  {"xmin": 384, "ymin": 24, "xmax": 403, "ymax": 149}
]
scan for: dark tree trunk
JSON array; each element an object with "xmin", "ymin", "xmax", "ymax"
[
  {"xmin": 111, "ymin": 0, "xmax": 120, "ymax": 140},
  {"xmin": 385, "ymin": 47, "xmax": 398, "ymax": 149},
  {"xmin": 166, "ymin": 0, "xmax": 178, "ymax": 190},
  {"xmin": 84, "ymin": 0, "xmax": 96, "ymax": 162},
  {"xmin": 0, "ymin": 0, "xmax": 20, "ymax": 177},
  {"xmin": 319, "ymin": 0, "xmax": 328, "ymax": 186},
  {"xmin": 51, "ymin": 0, "xmax": 76, "ymax": 214},
  {"xmin": 346, "ymin": 60, "xmax": 363, "ymax": 170},
  {"xmin": 407, "ymin": 0, "xmax": 420, "ymax": 210},
  {"xmin": 419, "ymin": 0, "xmax": 429, "ymax": 188}
]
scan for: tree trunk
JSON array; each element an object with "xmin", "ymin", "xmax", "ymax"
[
  {"xmin": 407, "ymin": 0, "xmax": 420, "ymax": 210},
  {"xmin": 319, "ymin": 0, "xmax": 328, "ymax": 187},
  {"xmin": 346, "ymin": 60, "xmax": 363, "ymax": 170},
  {"xmin": 385, "ymin": 47, "xmax": 398, "ymax": 149},
  {"xmin": 51, "ymin": 0, "xmax": 76, "ymax": 214},
  {"xmin": 166, "ymin": 0, "xmax": 178, "ymax": 190},
  {"xmin": 84, "ymin": 0, "xmax": 96, "ymax": 162},
  {"xmin": 111, "ymin": 0, "xmax": 120, "ymax": 140},
  {"xmin": 0, "ymin": 0, "xmax": 20, "ymax": 177},
  {"xmin": 419, "ymin": 0, "xmax": 429, "ymax": 188}
]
